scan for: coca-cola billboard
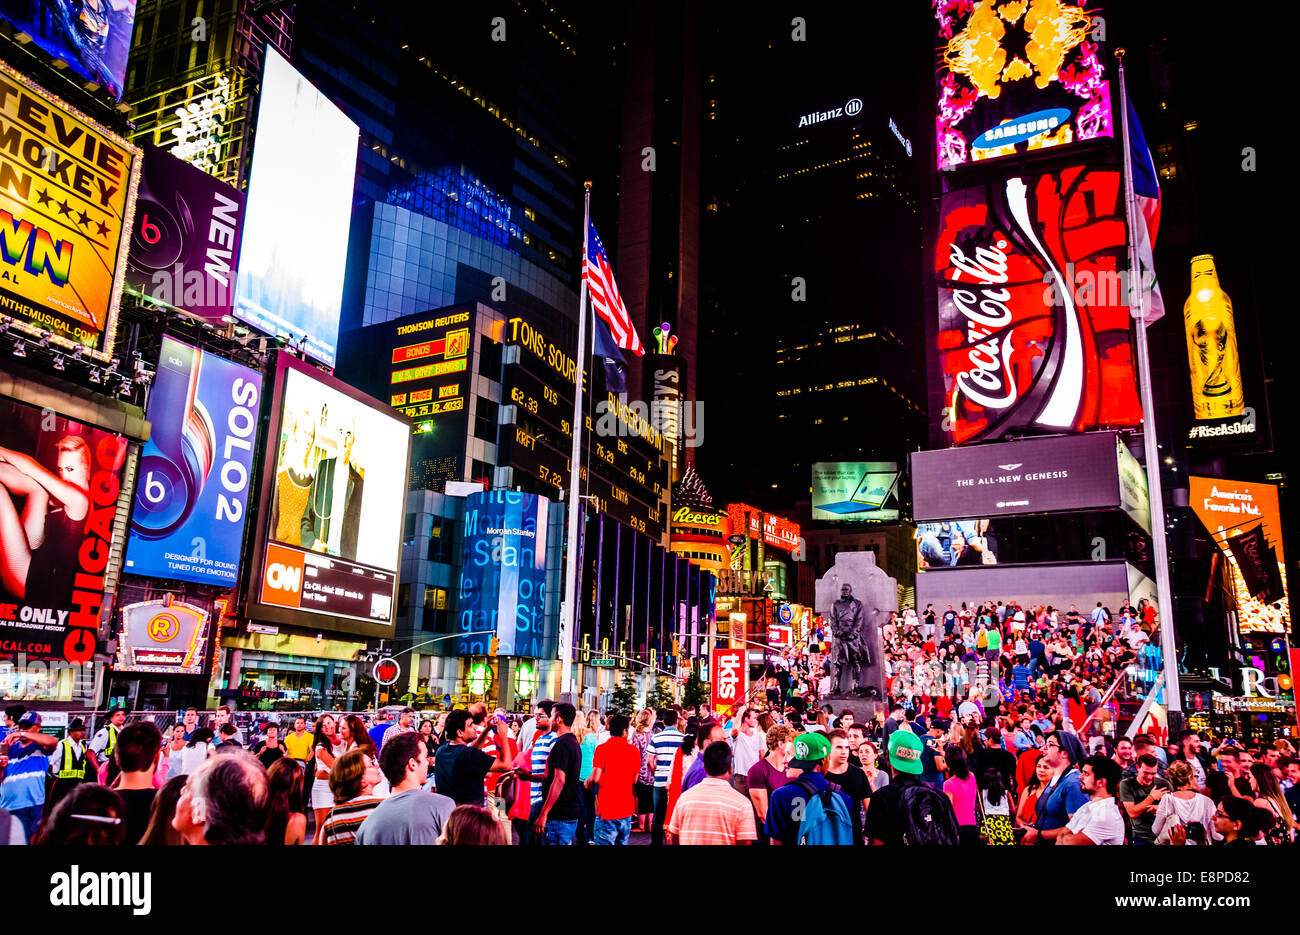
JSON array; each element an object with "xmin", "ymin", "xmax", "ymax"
[{"xmin": 935, "ymin": 165, "xmax": 1143, "ymax": 445}]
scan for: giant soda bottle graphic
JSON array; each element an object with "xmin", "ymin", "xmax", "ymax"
[{"xmin": 1183, "ymin": 254, "xmax": 1244, "ymax": 420}]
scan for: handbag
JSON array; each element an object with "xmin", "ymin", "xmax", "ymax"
[{"xmin": 976, "ymin": 789, "xmax": 1015, "ymax": 845}]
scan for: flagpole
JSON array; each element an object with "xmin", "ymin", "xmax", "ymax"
[
  {"xmin": 1117, "ymin": 49, "xmax": 1181, "ymax": 731},
  {"xmin": 558, "ymin": 181, "xmax": 593, "ymax": 700}
]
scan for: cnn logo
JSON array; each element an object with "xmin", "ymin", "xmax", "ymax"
[{"xmin": 267, "ymin": 563, "xmax": 301, "ymax": 592}]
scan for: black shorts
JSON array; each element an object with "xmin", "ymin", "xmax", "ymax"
[{"xmin": 635, "ymin": 782, "xmax": 655, "ymax": 814}]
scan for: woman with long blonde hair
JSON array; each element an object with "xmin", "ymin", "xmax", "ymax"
[
  {"xmin": 1250, "ymin": 763, "xmax": 1295, "ymax": 844},
  {"xmin": 631, "ymin": 708, "xmax": 656, "ymax": 831}
]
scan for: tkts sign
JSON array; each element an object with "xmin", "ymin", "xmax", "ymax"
[{"xmin": 935, "ymin": 164, "xmax": 1142, "ymax": 444}]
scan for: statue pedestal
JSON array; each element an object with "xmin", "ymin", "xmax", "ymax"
[{"xmin": 815, "ymin": 551, "xmax": 898, "ymax": 704}]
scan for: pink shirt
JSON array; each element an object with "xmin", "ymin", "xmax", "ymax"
[{"xmin": 944, "ymin": 773, "xmax": 979, "ymax": 826}]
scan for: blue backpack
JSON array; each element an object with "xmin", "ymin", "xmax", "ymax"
[{"xmin": 791, "ymin": 777, "xmax": 856, "ymax": 845}]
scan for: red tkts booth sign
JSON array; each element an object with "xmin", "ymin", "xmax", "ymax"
[
  {"xmin": 935, "ymin": 164, "xmax": 1142, "ymax": 445},
  {"xmin": 712, "ymin": 648, "xmax": 747, "ymax": 715}
]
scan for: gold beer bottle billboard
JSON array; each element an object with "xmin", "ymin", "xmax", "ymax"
[{"xmin": 1184, "ymin": 254, "xmax": 1244, "ymax": 420}]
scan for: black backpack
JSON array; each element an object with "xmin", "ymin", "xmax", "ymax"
[{"xmin": 899, "ymin": 783, "xmax": 961, "ymax": 845}]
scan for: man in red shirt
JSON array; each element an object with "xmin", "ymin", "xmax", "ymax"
[{"xmin": 586, "ymin": 713, "xmax": 642, "ymax": 845}]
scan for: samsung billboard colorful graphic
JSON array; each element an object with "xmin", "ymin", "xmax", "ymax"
[
  {"xmin": 0, "ymin": 64, "xmax": 140, "ymax": 361},
  {"xmin": 457, "ymin": 491, "xmax": 551, "ymax": 658},
  {"xmin": 0, "ymin": 398, "xmax": 129, "ymax": 663},
  {"xmin": 0, "ymin": 0, "xmax": 139, "ymax": 99},
  {"xmin": 935, "ymin": 0, "xmax": 1112, "ymax": 170},
  {"xmin": 935, "ymin": 165, "xmax": 1142, "ymax": 445},
  {"xmin": 124, "ymin": 337, "xmax": 261, "ymax": 586},
  {"xmin": 233, "ymin": 49, "xmax": 358, "ymax": 367}
]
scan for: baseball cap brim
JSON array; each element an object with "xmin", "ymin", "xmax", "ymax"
[{"xmin": 788, "ymin": 757, "xmax": 820, "ymax": 771}]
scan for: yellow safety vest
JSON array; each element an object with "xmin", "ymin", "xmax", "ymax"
[
  {"xmin": 56, "ymin": 740, "xmax": 87, "ymax": 781},
  {"xmin": 104, "ymin": 724, "xmax": 118, "ymax": 756}
]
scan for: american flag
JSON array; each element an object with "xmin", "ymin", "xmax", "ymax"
[
  {"xmin": 1125, "ymin": 92, "xmax": 1165, "ymax": 325},
  {"xmin": 585, "ymin": 220, "xmax": 644, "ymax": 356}
]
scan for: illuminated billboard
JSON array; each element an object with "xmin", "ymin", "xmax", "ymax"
[
  {"xmin": 233, "ymin": 49, "xmax": 358, "ymax": 367},
  {"xmin": 0, "ymin": 64, "xmax": 140, "ymax": 361},
  {"xmin": 124, "ymin": 337, "xmax": 261, "ymax": 586},
  {"xmin": 1189, "ymin": 477, "xmax": 1290, "ymax": 635},
  {"xmin": 0, "ymin": 0, "xmax": 138, "ymax": 99},
  {"xmin": 125, "ymin": 145, "xmax": 245, "ymax": 321},
  {"xmin": 387, "ymin": 309, "xmax": 472, "ymax": 421},
  {"xmin": 456, "ymin": 490, "xmax": 552, "ymax": 658},
  {"xmin": 935, "ymin": 0, "xmax": 1112, "ymax": 171},
  {"xmin": 0, "ymin": 398, "xmax": 129, "ymax": 663},
  {"xmin": 911, "ymin": 433, "xmax": 1124, "ymax": 522},
  {"xmin": 811, "ymin": 462, "xmax": 900, "ymax": 522},
  {"xmin": 935, "ymin": 165, "xmax": 1141, "ymax": 445},
  {"xmin": 243, "ymin": 354, "xmax": 411, "ymax": 637},
  {"xmin": 113, "ymin": 597, "xmax": 210, "ymax": 675}
]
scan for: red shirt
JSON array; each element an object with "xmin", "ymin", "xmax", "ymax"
[
  {"xmin": 592, "ymin": 736, "xmax": 642, "ymax": 820},
  {"xmin": 936, "ymin": 695, "xmax": 954, "ymax": 718}
]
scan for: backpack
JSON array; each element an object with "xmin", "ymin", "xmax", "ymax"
[
  {"xmin": 791, "ymin": 776, "xmax": 856, "ymax": 845},
  {"xmin": 899, "ymin": 783, "xmax": 961, "ymax": 845}
]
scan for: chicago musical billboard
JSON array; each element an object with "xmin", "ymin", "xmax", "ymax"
[
  {"xmin": 0, "ymin": 64, "xmax": 140, "ymax": 361},
  {"xmin": 0, "ymin": 398, "xmax": 129, "ymax": 663},
  {"xmin": 125, "ymin": 145, "xmax": 245, "ymax": 322},
  {"xmin": 233, "ymin": 49, "xmax": 358, "ymax": 367},
  {"xmin": 124, "ymin": 337, "xmax": 261, "ymax": 586},
  {"xmin": 935, "ymin": 165, "xmax": 1142, "ymax": 445},
  {"xmin": 243, "ymin": 354, "xmax": 411, "ymax": 637},
  {"xmin": 935, "ymin": 0, "xmax": 1112, "ymax": 171}
]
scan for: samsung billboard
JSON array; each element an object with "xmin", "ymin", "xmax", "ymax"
[{"xmin": 911, "ymin": 433, "xmax": 1131, "ymax": 522}]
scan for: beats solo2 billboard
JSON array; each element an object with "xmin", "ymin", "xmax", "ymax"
[
  {"xmin": 124, "ymin": 337, "xmax": 261, "ymax": 585},
  {"xmin": 243, "ymin": 353, "xmax": 411, "ymax": 637}
]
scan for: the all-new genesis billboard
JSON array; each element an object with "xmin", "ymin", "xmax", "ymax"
[{"xmin": 243, "ymin": 353, "xmax": 411, "ymax": 637}]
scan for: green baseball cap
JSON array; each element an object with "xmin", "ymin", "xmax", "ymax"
[
  {"xmin": 790, "ymin": 731, "xmax": 831, "ymax": 770},
  {"xmin": 888, "ymin": 729, "xmax": 924, "ymax": 775}
]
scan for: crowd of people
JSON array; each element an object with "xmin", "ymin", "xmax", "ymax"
[{"xmin": 0, "ymin": 593, "xmax": 1294, "ymax": 845}]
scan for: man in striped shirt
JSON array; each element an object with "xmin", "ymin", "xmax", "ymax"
[
  {"xmin": 648, "ymin": 709, "xmax": 685, "ymax": 846},
  {"xmin": 523, "ymin": 701, "xmax": 555, "ymax": 844},
  {"xmin": 668, "ymin": 742, "xmax": 756, "ymax": 845}
]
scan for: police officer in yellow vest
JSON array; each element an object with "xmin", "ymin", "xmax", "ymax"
[
  {"xmin": 46, "ymin": 718, "xmax": 95, "ymax": 810},
  {"xmin": 90, "ymin": 707, "xmax": 127, "ymax": 785}
]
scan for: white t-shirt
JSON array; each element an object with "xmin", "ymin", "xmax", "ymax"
[{"xmin": 1066, "ymin": 796, "xmax": 1126, "ymax": 845}]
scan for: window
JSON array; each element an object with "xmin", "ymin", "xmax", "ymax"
[
  {"xmin": 474, "ymin": 397, "xmax": 499, "ymax": 442},
  {"xmin": 427, "ymin": 517, "xmax": 454, "ymax": 563},
  {"xmin": 424, "ymin": 587, "xmax": 448, "ymax": 611},
  {"xmin": 403, "ymin": 513, "xmax": 416, "ymax": 545},
  {"xmin": 397, "ymin": 584, "xmax": 411, "ymax": 615}
]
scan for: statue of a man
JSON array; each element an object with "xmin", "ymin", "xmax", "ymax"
[{"xmin": 829, "ymin": 583, "xmax": 870, "ymax": 694}]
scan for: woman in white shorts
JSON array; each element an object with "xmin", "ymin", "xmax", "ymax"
[{"xmin": 310, "ymin": 714, "xmax": 343, "ymax": 843}]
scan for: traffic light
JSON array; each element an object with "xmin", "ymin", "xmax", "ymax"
[{"xmin": 489, "ymin": 636, "xmax": 500, "ymax": 657}]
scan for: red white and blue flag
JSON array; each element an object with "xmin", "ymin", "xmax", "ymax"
[
  {"xmin": 585, "ymin": 220, "xmax": 644, "ymax": 357},
  {"xmin": 1126, "ymin": 93, "xmax": 1165, "ymax": 324}
]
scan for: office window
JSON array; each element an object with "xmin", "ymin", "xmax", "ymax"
[
  {"xmin": 397, "ymin": 583, "xmax": 411, "ymax": 615},
  {"xmin": 424, "ymin": 587, "xmax": 448, "ymax": 611}
]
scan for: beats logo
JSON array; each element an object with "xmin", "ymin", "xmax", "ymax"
[{"xmin": 261, "ymin": 543, "xmax": 305, "ymax": 608}]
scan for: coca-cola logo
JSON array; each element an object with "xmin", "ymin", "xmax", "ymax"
[{"xmin": 946, "ymin": 239, "xmax": 1018, "ymax": 411}]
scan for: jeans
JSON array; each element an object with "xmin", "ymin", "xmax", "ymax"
[
  {"xmin": 526, "ymin": 800, "xmax": 543, "ymax": 846},
  {"xmin": 593, "ymin": 816, "xmax": 632, "ymax": 845},
  {"xmin": 651, "ymin": 786, "xmax": 669, "ymax": 845},
  {"xmin": 577, "ymin": 785, "xmax": 596, "ymax": 845},
  {"xmin": 10, "ymin": 804, "xmax": 42, "ymax": 843},
  {"xmin": 542, "ymin": 818, "xmax": 577, "ymax": 845}
]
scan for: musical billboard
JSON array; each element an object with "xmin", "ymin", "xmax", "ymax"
[
  {"xmin": 0, "ymin": 64, "xmax": 140, "ymax": 361},
  {"xmin": 935, "ymin": 0, "xmax": 1112, "ymax": 171},
  {"xmin": 811, "ymin": 462, "xmax": 900, "ymax": 522},
  {"xmin": 935, "ymin": 165, "xmax": 1142, "ymax": 445},
  {"xmin": 0, "ymin": 0, "xmax": 138, "ymax": 99},
  {"xmin": 233, "ymin": 49, "xmax": 358, "ymax": 367},
  {"xmin": 1189, "ymin": 477, "xmax": 1290, "ymax": 635},
  {"xmin": 456, "ymin": 490, "xmax": 552, "ymax": 658},
  {"xmin": 244, "ymin": 354, "xmax": 411, "ymax": 637},
  {"xmin": 124, "ymin": 337, "xmax": 261, "ymax": 586},
  {"xmin": 0, "ymin": 398, "xmax": 129, "ymax": 663},
  {"xmin": 125, "ymin": 145, "xmax": 245, "ymax": 322}
]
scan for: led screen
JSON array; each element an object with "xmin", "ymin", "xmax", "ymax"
[
  {"xmin": 0, "ymin": 0, "xmax": 138, "ymax": 99},
  {"xmin": 935, "ymin": 0, "xmax": 1112, "ymax": 170},
  {"xmin": 244, "ymin": 354, "xmax": 410, "ymax": 636},
  {"xmin": 124, "ymin": 337, "xmax": 261, "ymax": 585},
  {"xmin": 811, "ymin": 462, "xmax": 900, "ymax": 522},
  {"xmin": 233, "ymin": 49, "xmax": 358, "ymax": 367}
]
